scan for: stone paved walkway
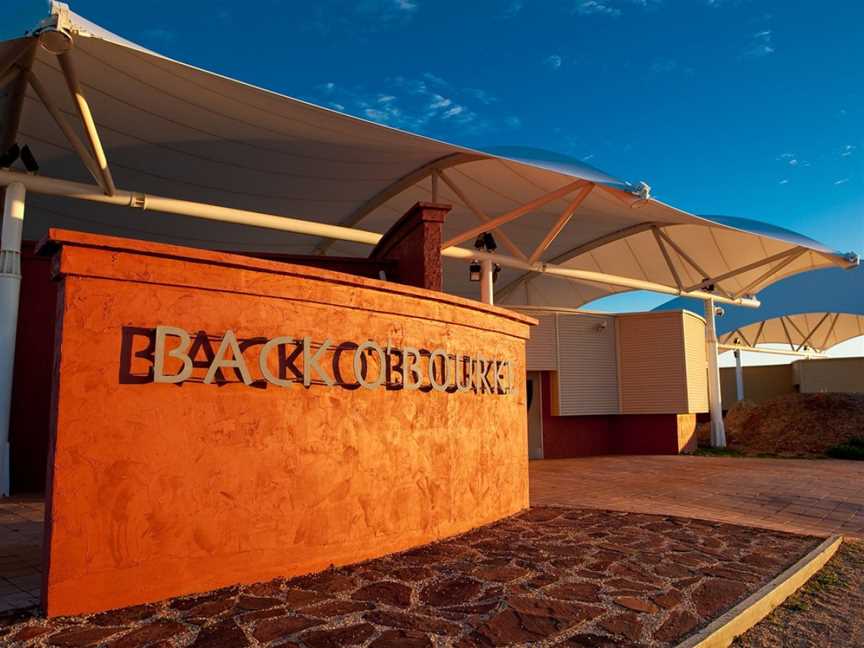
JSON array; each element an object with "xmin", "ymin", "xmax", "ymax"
[
  {"xmin": 531, "ymin": 456, "xmax": 864, "ymax": 539},
  {"xmin": 0, "ymin": 498, "xmax": 43, "ymax": 614},
  {"xmin": 0, "ymin": 507, "xmax": 819, "ymax": 647}
]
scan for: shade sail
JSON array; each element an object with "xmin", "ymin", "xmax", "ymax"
[
  {"xmin": 657, "ymin": 266, "xmax": 864, "ymax": 351},
  {"xmin": 0, "ymin": 1, "xmax": 857, "ymax": 307}
]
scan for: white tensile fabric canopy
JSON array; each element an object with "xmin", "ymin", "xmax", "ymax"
[
  {"xmin": 0, "ymin": 1, "xmax": 858, "ymax": 309},
  {"xmin": 658, "ymin": 267, "xmax": 864, "ymax": 353}
]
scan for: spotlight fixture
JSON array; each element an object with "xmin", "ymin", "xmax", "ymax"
[
  {"xmin": 492, "ymin": 263, "xmax": 501, "ymax": 283},
  {"xmin": 20, "ymin": 145, "xmax": 39, "ymax": 174},
  {"xmin": 469, "ymin": 260, "xmax": 481, "ymax": 282},
  {"xmin": 473, "ymin": 232, "xmax": 498, "ymax": 253},
  {"xmin": 0, "ymin": 143, "xmax": 20, "ymax": 169},
  {"xmin": 482, "ymin": 232, "xmax": 497, "ymax": 253},
  {"xmin": 714, "ymin": 306, "xmax": 725, "ymax": 318},
  {"xmin": 702, "ymin": 280, "xmax": 715, "ymax": 293}
]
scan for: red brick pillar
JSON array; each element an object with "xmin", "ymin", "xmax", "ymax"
[{"xmin": 369, "ymin": 202, "xmax": 450, "ymax": 291}]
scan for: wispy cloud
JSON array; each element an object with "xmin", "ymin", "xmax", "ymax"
[
  {"xmin": 308, "ymin": 75, "xmax": 519, "ymax": 136},
  {"xmin": 360, "ymin": 0, "xmax": 418, "ymax": 16},
  {"xmin": 303, "ymin": 0, "xmax": 419, "ymax": 35},
  {"xmin": 706, "ymin": 0, "xmax": 751, "ymax": 7},
  {"xmin": 834, "ymin": 178, "xmax": 849, "ymax": 185},
  {"xmin": 778, "ymin": 179, "xmax": 789, "ymax": 185},
  {"xmin": 572, "ymin": 0, "xmax": 662, "ymax": 17},
  {"xmin": 841, "ymin": 144, "xmax": 856, "ymax": 157},
  {"xmin": 574, "ymin": 1, "xmax": 622, "ymax": 17},
  {"xmin": 544, "ymin": 54, "xmax": 564, "ymax": 70},
  {"xmin": 501, "ymin": 0, "xmax": 523, "ymax": 18},
  {"xmin": 743, "ymin": 29, "xmax": 774, "ymax": 58}
]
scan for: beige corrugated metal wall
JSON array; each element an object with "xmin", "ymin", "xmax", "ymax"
[
  {"xmin": 682, "ymin": 312, "xmax": 709, "ymax": 412},
  {"xmin": 617, "ymin": 312, "xmax": 689, "ymax": 414},
  {"xmin": 518, "ymin": 308, "xmax": 711, "ymax": 416},
  {"xmin": 525, "ymin": 314, "xmax": 558, "ymax": 371},
  {"xmin": 720, "ymin": 364, "xmax": 794, "ymax": 404},
  {"xmin": 555, "ymin": 313, "xmax": 619, "ymax": 415},
  {"xmin": 794, "ymin": 357, "xmax": 864, "ymax": 393}
]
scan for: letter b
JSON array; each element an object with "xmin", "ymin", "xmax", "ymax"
[{"xmin": 154, "ymin": 326, "xmax": 193, "ymax": 384}]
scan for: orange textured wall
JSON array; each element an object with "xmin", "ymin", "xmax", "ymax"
[{"xmin": 41, "ymin": 229, "xmax": 533, "ymax": 617}]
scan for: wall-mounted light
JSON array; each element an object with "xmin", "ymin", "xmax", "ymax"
[
  {"xmin": 469, "ymin": 261, "xmax": 481, "ymax": 282},
  {"xmin": 492, "ymin": 263, "xmax": 501, "ymax": 283}
]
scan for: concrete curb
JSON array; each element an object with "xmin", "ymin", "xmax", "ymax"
[{"xmin": 677, "ymin": 534, "xmax": 843, "ymax": 648}]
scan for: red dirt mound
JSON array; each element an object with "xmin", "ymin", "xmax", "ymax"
[{"xmin": 699, "ymin": 392, "xmax": 864, "ymax": 456}]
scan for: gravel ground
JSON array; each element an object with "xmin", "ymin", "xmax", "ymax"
[
  {"xmin": 0, "ymin": 507, "xmax": 819, "ymax": 647},
  {"xmin": 734, "ymin": 539, "xmax": 864, "ymax": 647}
]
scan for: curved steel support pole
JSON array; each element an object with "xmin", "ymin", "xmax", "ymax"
[
  {"xmin": 734, "ymin": 349, "xmax": 744, "ymax": 402},
  {"xmin": 704, "ymin": 297, "xmax": 727, "ymax": 447},
  {"xmin": 0, "ymin": 183, "xmax": 26, "ymax": 497},
  {"xmin": 480, "ymin": 258, "xmax": 493, "ymax": 305}
]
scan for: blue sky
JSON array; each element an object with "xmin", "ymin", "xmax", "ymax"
[{"xmin": 50, "ymin": 0, "xmax": 864, "ymax": 316}]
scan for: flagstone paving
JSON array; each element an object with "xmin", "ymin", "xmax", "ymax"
[{"xmin": 0, "ymin": 507, "xmax": 820, "ymax": 647}]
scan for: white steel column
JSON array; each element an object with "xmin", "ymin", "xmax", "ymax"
[
  {"xmin": 0, "ymin": 183, "xmax": 26, "ymax": 497},
  {"xmin": 480, "ymin": 258, "xmax": 493, "ymax": 305},
  {"xmin": 734, "ymin": 349, "xmax": 744, "ymax": 402},
  {"xmin": 704, "ymin": 297, "xmax": 726, "ymax": 447}
]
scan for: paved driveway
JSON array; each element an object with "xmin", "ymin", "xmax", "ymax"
[{"xmin": 530, "ymin": 456, "xmax": 864, "ymax": 539}]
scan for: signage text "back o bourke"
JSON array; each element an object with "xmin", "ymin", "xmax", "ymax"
[{"xmin": 152, "ymin": 326, "xmax": 517, "ymax": 395}]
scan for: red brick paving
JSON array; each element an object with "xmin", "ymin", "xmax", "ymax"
[
  {"xmin": 0, "ymin": 507, "xmax": 819, "ymax": 647},
  {"xmin": 531, "ymin": 456, "xmax": 864, "ymax": 539}
]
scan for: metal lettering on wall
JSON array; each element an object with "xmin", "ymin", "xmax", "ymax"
[{"xmin": 125, "ymin": 326, "xmax": 517, "ymax": 395}]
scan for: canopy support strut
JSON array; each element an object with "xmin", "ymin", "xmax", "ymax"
[
  {"xmin": 733, "ymin": 248, "xmax": 807, "ymax": 298},
  {"xmin": 821, "ymin": 313, "xmax": 841, "ymax": 350},
  {"xmin": 26, "ymin": 70, "xmax": 106, "ymax": 191},
  {"xmin": 686, "ymin": 247, "xmax": 804, "ymax": 293},
  {"xmin": 56, "ymin": 51, "xmax": 116, "ymax": 196},
  {"xmin": 441, "ymin": 180, "xmax": 588, "ymax": 250},
  {"xmin": 652, "ymin": 226, "xmax": 683, "ymax": 290},
  {"xmin": 796, "ymin": 312, "xmax": 831, "ymax": 351},
  {"xmin": 436, "ymin": 170, "xmax": 527, "ymax": 260},
  {"xmin": 655, "ymin": 228, "xmax": 734, "ymax": 299},
  {"xmin": 528, "ymin": 183, "xmax": 594, "ymax": 264}
]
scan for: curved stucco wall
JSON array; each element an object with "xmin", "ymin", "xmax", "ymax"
[{"xmin": 42, "ymin": 229, "xmax": 534, "ymax": 617}]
